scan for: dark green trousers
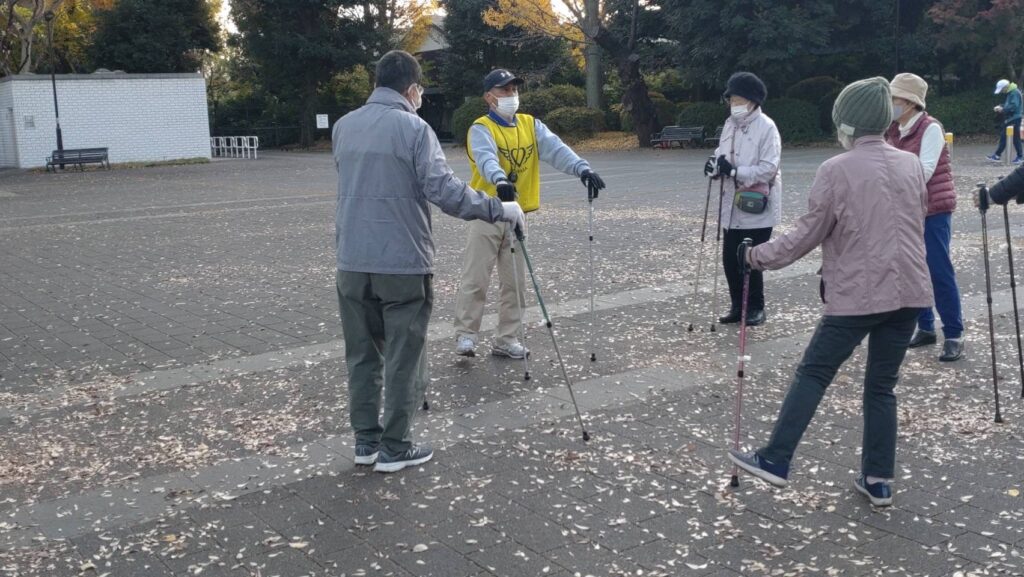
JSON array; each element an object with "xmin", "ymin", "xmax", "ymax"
[{"xmin": 336, "ymin": 270, "xmax": 432, "ymax": 454}]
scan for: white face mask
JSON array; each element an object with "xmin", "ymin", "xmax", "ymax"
[
  {"xmin": 892, "ymin": 104, "xmax": 905, "ymax": 119},
  {"xmin": 495, "ymin": 94, "xmax": 519, "ymax": 117},
  {"xmin": 838, "ymin": 133, "xmax": 854, "ymax": 150},
  {"xmin": 730, "ymin": 104, "xmax": 750, "ymax": 118}
]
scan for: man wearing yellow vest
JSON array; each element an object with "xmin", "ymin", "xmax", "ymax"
[{"xmin": 454, "ymin": 69, "xmax": 605, "ymax": 358}]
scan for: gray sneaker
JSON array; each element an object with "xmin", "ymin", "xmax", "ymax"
[
  {"xmin": 455, "ymin": 335, "xmax": 476, "ymax": 357},
  {"xmin": 374, "ymin": 445, "xmax": 434, "ymax": 473},
  {"xmin": 492, "ymin": 341, "xmax": 529, "ymax": 359},
  {"xmin": 354, "ymin": 443, "xmax": 379, "ymax": 465}
]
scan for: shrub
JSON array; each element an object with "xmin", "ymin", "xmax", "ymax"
[
  {"xmin": 519, "ymin": 84, "xmax": 585, "ymax": 120},
  {"xmin": 452, "ymin": 97, "xmax": 488, "ymax": 145},
  {"xmin": 650, "ymin": 95, "xmax": 678, "ymax": 128},
  {"xmin": 785, "ymin": 76, "xmax": 844, "ymax": 104},
  {"xmin": 676, "ymin": 101, "xmax": 727, "ymax": 133},
  {"xmin": 545, "ymin": 106, "xmax": 604, "ymax": 138},
  {"xmin": 604, "ymin": 105, "xmax": 622, "ymax": 131},
  {"xmin": 764, "ymin": 98, "xmax": 821, "ymax": 142},
  {"xmin": 928, "ymin": 93, "xmax": 1001, "ymax": 136},
  {"xmin": 818, "ymin": 87, "xmax": 843, "ymax": 135}
]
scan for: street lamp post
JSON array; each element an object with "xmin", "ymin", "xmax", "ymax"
[{"xmin": 44, "ymin": 11, "xmax": 63, "ymax": 155}]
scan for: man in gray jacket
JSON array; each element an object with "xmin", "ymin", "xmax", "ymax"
[{"xmin": 333, "ymin": 51, "xmax": 525, "ymax": 473}]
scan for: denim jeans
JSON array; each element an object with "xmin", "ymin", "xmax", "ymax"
[
  {"xmin": 995, "ymin": 119, "xmax": 1022, "ymax": 159},
  {"xmin": 918, "ymin": 213, "xmax": 964, "ymax": 339},
  {"xmin": 758, "ymin": 307, "xmax": 919, "ymax": 478}
]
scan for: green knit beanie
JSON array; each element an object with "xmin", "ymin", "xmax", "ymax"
[{"xmin": 832, "ymin": 77, "xmax": 893, "ymax": 139}]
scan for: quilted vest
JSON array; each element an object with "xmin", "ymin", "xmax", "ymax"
[{"xmin": 885, "ymin": 114, "xmax": 955, "ymax": 215}]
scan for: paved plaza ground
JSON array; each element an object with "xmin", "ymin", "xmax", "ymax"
[{"xmin": 0, "ymin": 143, "xmax": 1023, "ymax": 576}]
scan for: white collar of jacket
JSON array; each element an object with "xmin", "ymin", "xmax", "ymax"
[
  {"xmin": 367, "ymin": 87, "xmax": 415, "ymax": 113},
  {"xmin": 898, "ymin": 111, "xmax": 925, "ymax": 138}
]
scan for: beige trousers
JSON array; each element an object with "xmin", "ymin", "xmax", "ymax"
[{"xmin": 453, "ymin": 219, "xmax": 527, "ymax": 345}]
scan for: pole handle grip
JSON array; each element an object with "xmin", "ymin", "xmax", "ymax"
[{"xmin": 978, "ymin": 183, "xmax": 990, "ymax": 213}]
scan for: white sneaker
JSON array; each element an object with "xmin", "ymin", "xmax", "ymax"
[
  {"xmin": 455, "ymin": 335, "xmax": 476, "ymax": 357},
  {"xmin": 492, "ymin": 341, "xmax": 529, "ymax": 359}
]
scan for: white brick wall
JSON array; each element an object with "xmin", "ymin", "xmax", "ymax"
[{"xmin": 0, "ymin": 73, "xmax": 210, "ymax": 168}]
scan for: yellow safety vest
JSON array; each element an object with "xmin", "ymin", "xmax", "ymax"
[{"xmin": 468, "ymin": 113, "xmax": 541, "ymax": 212}]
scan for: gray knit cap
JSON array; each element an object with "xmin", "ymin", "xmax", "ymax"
[{"xmin": 832, "ymin": 77, "xmax": 893, "ymax": 139}]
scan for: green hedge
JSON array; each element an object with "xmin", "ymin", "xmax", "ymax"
[
  {"xmin": 785, "ymin": 76, "xmax": 844, "ymax": 104},
  {"xmin": 675, "ymin": 99, "xmax": 820, "ymax": 142},
  {"xmin": 764, "ymin": 98, "xmax": 821, "ymax": 142},
  {"xmin": 928, "ymin": 93, "xmax": 1001, "ymax": 136},
  {"xmin": 676, "ymin": 102, "xmax": 727, "ymax": 133},
  {"xmin": 651, "ymin": 96, "xmax": 678, "ymax": 128},
  {"xmin": 546, "ymin": 106, "xmax": 604, "ymax": 138},
  {"xmin": 452, "ymin": 97, "xmax": 488, "ymax": 145},
  {"xmin": 519, "ymin": 84, "xmax": 585, "ymax": 120}
]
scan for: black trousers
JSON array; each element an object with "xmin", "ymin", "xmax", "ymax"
[{"xmin": 722, "ymin": 227, "xmax": 773, "ymax": 312}]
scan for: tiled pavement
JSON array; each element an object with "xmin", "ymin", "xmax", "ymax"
[{"xmin": 1, "ymin": 146, "xmax": 1023, "ymax": 576}]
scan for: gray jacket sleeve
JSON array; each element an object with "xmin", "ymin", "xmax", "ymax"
[
  {"xmin": 414, "ymin": 122, "xmax": 504, "ymax": 223},
  {"xmin": 535, "ymin": 119, "xmax": 590, "ymax": 177},
  {"xmin": 469, "ymin": 123, "xmax": 506, "ymax": 184}
]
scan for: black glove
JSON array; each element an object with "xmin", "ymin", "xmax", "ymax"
[
  {"xmin": 703, "ymin": 156, "xmax": 717, "ymax": 178},
  {"xmin": 580, "ymin": 169, "xmax": 605, "ymax": 193},
  {"xmin": 717, "ymin": 155, "xmax": 736, "ymax": 178},
  {"xmin": 496, "ymin": 178, "xmax": 517, "ymax": 202},
  {"xmin": 737, "ymin": 238, "xmax": 752, "ymax": 275}
]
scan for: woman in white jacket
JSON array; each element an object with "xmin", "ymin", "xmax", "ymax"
[{"xmin": 704, "ymin": 72, "xmax": 782, "ymax": 326}]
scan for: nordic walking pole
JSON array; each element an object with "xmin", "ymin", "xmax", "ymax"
[
  {"xmin": 498, "ymin": 185, "xmax": 531, "ymax": 381},
  {"xmin": 1002, "ymin": 202, "xmax": 1024, "ymax": 398},
  {"xmin": 514, "ymin": 222, "xmax": 590, "ymax": 441},
  {"xmin": 730, "ymin": 238, "xmax": 753, "ymax": 487},
  {"xmin": 587, "ymin": 180, "xmax": 598, "ymax": 361},
  {"xmin": 508, "ymin": 223, "xmax": 532, "ymax": 381},
  {"xmin": 689, "ymin": 177, "xmax": 714, "ymax": 332},
  {"xmin": 978, "ymin": 184, "xmax": 1005, "ymax": 423},
  {"xmin": 710, "ymin": 177, "xmax": 725, "ymax": 332}
]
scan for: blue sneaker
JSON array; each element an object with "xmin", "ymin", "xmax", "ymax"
[
  {"xmin": 354, "ymin": 443, "xmax": 379, "ymax": 466},
  {"xmin": 987, "ymin": 154, "xmax": 1002, "ymax": 162},
  {"xmin": 1014, "ymin": 156, "xmax": 1023, "ymax": 165},
  {"xmin": 728, "ymin": 449, "xmax": 789, "ymax": 487},
  {"xmin": 854, "ymin": 474, "xmax": 893, "ymax": 507},
  {"xmin": 374, "ymin": 445, "xmax": 433, "ymax": 473}
]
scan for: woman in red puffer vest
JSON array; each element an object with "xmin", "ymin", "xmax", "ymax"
[{"xmin": 884, "ymin": 73, "xmax": 964, "ymax": 362}]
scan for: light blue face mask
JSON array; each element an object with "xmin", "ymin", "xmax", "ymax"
[{"xmin": 892, "ymin": 104, "xmax": 905, "ymax": 119}]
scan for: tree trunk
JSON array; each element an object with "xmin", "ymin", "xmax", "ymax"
[
  {"xmin": 583, "ymin": 0, "xmax": 601, "ymax": 110},
  {"xmin": 592, "ymin": 27, "xmax": 659, "ymax": 147}
]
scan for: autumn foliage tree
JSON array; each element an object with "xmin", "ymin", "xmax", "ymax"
[
  {"xmin": 929, "ymin": 0, "xmax": 1024, "ymax": 83},
  {"xmin": 485, "ymin": 0, "xmax": 661, "ymax": 146}
]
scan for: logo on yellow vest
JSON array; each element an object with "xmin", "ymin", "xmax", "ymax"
[{"xmin": 499, "ymin": 144, "xmax": 535, "ymax": 172}]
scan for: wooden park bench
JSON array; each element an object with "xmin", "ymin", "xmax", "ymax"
[
  {"xmin": 704, "ymin": 125, "xmax": 724, "ymax": 148},
  {"xmin": 46, "ymin": 148, "xmax": 110, "ymax": 172},
  {"xmin": 651, "ymin": 126, "xmax": 705, "ymax": 149}
]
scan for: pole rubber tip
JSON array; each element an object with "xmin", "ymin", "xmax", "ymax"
[
  {"xmin": 582, "ymin": 431, "xmax": 591, "ymax": 442},
  {"xmin": 710, "ymin": 324, "xmax": 717, "ymax": 332},
  {"xmin": 729, "ymin": 475, "xmax": 739, "ymax": 487},
  {"xmin": 590, "ymin": 353, "xmax": 596, "ymax": 362},
  {"xmin": 688, "ymin": 324, "xmax": 694, "ymax": 332},
  {"xmin": 524, "ymin": 372, "xmax": 531, "ymax": 381},
  {"xmin": 422, "ymin": 401, "xmax": 430, "ymax": 411}
]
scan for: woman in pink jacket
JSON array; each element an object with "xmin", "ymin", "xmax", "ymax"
[{"xmin": 728, "ymin": 77, "xmax": 933, "ymax": 507}]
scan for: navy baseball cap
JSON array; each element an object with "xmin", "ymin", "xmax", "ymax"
[{"xmin": 483, "ymin": 69, "xmax": 524, "ymax": 92}]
